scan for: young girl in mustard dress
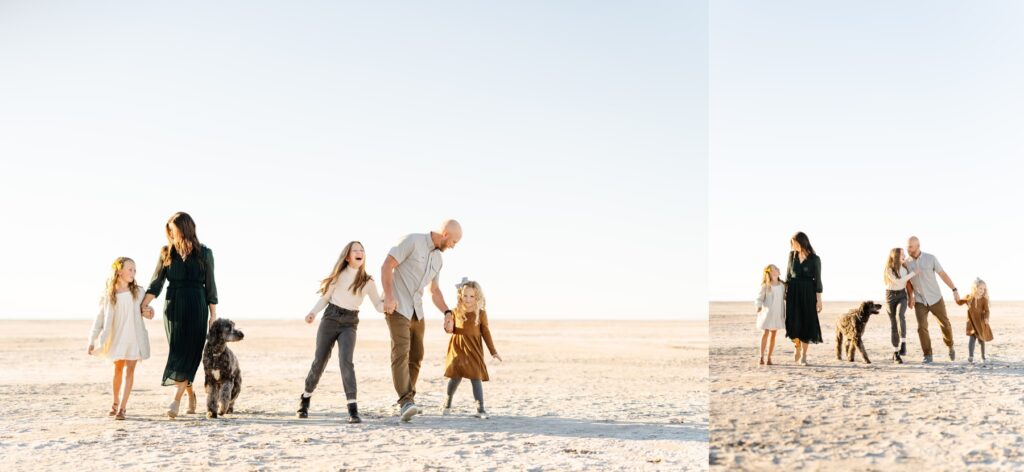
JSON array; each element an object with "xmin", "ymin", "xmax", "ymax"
[
  {"xmin": 955, "ymin": 278, "xmax": 993, "ymax": 364},
  {"xmin": 441, "ymin": 279, "xmax": 502, "ymax": 419}
]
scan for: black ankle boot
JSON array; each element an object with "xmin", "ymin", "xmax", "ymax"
[
  {"xmin": 347, "ymin": 402, "xmax": 362, "ymax": 423},
  {"xmin": 899, "ymin": 342, "xmax": 907, "ymax": 356},
  {"xmin": 297, "ymin": 395, "xmax": 310, "ymax": 418},
  {"xmin": 893, "ymin": 351, "xmax": 903, "ymax": 364}
]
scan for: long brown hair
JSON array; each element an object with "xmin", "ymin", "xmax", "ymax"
[
  {"xmin": 884, "ymin": 248, "xmax": 903, "ymax": 285},
  {"xmin": 160, "ymin": 212, "xmax": 202, "ymax": 267},
  {"xmin": 106, "ymin": 257, "xmax": 141, "ymax": 305},
  {"xmin": 791, "ymin": 231, "xmax": 815, "ymax": 256},
  {"xmin": 317, "ymin": 241, "xmax": 372, "ymax": 295}
]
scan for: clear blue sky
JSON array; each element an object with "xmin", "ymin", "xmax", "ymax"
[
  {"xmin": 0, "ymin": 1, "xmax": 708, "ymax": 320},
  {"xmin": 710, "ymin": 1, "xmax": 1024, "ymax": 301}
]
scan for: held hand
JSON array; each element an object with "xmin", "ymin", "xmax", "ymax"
[
  {"xmin": 384, "ymin": 296, "xmax": 398, "ymax": 314},
  {"xmin": 87, "ymin": 344, "xmax": 94, "ymax": 355},
  {"xmin": 444, "ymin": 313, "xmax": 455, "ymax": 333},
  {"xmin": 305, "ymin": 313, "xmax": 315, "ymax": 324},
  {"xmin": 908, "ymin": 298, "xmax": 916, "ymax": 309}
]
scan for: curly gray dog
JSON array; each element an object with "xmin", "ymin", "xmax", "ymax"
[
  {"xmin": 203, "ymin": 318, "xmax": 244, "ymax": 419},
  {"xmin": 835, "ymin": 301, "xmax": 882, "ymax": 364}
]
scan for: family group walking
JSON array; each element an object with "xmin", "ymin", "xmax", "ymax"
[
  {"xmin": 297, "ymin": 219, "xmax": 501, "ymax": 423},
  {"xmin": 87, "ymin": 213, "xmax": 501, "ymax": 423},
  {"xmin": 755, "ymin": 232, "xmax": 992, "ymax": 366}
]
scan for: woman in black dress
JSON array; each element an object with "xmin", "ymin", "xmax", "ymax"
[
  {"xmin": 785, "ymin": 231, "xmax": 822, "ymax": 366},
  {"xmin": 141, "ymin": 212, "xmax": 218, "ymax": 418}
]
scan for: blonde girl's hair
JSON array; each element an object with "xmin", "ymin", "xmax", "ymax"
[
  {"xmin": 160, "ymin": 212, "xmax": 203, "ymax": 268},
  {"xmin": 318, "ymin": 241, "xmax": 373, "ymax": 295},
  {"xmin": 761, "ymin": 264, "xmax": 778, "ymax": 288},
  {"xmin": 885, "ymin": 248, "xmax": 903, "ymax": 285},
  {"xmin": 454, "ymin": 280, "xmax": 486, "ymax": 318},
  {"xmin": 970, "ymin": 278, "xmax": 989, "ymax": 301},
  {"xmin": 107, "ymin": 257, "xmax": 141, "ymax": 305}
]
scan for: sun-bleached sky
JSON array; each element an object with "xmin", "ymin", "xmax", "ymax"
[
  {"xmin": 710, "ymin": 1, "xmax": 1024, "ymax": 301},
  {"xmin": 0, "ymin": 1, "xmax": 708, "ymax": 320}
]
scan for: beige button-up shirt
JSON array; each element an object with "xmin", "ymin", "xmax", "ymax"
[{"xmin": 387, "ymin": 233, "xmax": 443, "ymax": 320}]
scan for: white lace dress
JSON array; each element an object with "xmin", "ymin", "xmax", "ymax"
[
  {"xmin": 755, "ymin": 283, "xmax": 786, "ymax": 331},
  {"xmin": 88, "ymin": 290, "xmax": 151, "ymax": 361}
]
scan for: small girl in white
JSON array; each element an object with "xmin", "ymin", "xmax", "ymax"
[
  {"xmin": 87, "ymin": 257, "xmax": 153, "ymax": 420},
  {"xmin": 755, "ymin": 264, "xmax": 786, "ymax": 366}
]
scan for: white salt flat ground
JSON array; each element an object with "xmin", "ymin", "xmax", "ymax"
[{"xmin": 0, "ymin": 319, "xmax": 705, "ymax": 471}]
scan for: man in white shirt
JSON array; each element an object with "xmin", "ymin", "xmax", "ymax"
[
  {"xmin": 381, "ymin": 219, "xmax": 462, "ymax": 422},
  {"xmin": 906, "ymin": 236, "xmax": 959, "ymax": 364}
]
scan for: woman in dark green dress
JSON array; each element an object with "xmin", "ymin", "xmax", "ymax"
[
  {"xmin": 141, "ymin": 212, "xmax": 218, "ymax": 418},
  {"xmin": 785, "ymin": 231, "xmax": 822, "ymax": 366}
]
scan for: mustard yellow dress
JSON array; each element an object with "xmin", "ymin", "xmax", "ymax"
[
  {"xmin": 957, "ymin": 295, "xmax": 993, "ymax": 342},
  {"xmin": 444, "ymin": 310, "xmax": 497, "ymax": 381}
]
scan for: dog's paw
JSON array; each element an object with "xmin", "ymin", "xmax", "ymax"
[{"xmin": 207, "ymin": 411, "xmax": 217, "ymax": 419}]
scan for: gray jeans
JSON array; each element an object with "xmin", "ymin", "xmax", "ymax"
[
  {"xmin": 886, "ymin": 289, "xmax": 908, "ymax": 351},
  {"xmin": 303, "ymin": 304, "xmax": 359, "ymax": 401}
]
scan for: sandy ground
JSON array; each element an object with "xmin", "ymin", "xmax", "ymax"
[
  {"xmin": 0, "ymin": 318, "xmax": 705, "ymax": 471},
  {"xmin": 710, "ymin": 300, "xmax": 1024, "ymax": 471}
]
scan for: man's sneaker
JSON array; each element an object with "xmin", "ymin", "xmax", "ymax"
[
  {"xmin": 297, "ymin": 395, "xmax": 310, "ymax": 419},
  {"xmin": 400, "ymin": 402, "xmax": 419, "ymax": 422},
  {"xmin": 922, "ymin": 355, "xmax": 933, "ymax": 364},
  {"xmin": 949, "ymin": 346, "xmax": 956, "ymax": 361}
]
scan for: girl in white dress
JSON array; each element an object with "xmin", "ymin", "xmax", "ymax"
[
  {"xmin": 87, "ymin": 257, "xmax": 153, "ymax": 420},
  {"xmin": 755, "ymin": 264, "xmax": 786, "ymax": 365}
]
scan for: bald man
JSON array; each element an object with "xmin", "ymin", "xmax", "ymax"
[
  {"xmin": 905, "ymin": 236, "xmax": 959, "ymax": 364},
  {"xmin": 381, "ymin": 219, "xmax": 462, "ymax": 422}
]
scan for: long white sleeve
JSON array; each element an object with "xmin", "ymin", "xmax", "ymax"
[
  {"xmin": 88, "ymin": 297, "xmax": 107, "ymax": 347},
  {"xmin": 885, "ymin": 267, "xmax": 916, "ymax": 290},
  {"xmin": 308, "ymin": 282, "xmax": 337, "ymax": 316},
  {"xmin": 365, "ymin": 280, "xmax": 385, "ymax": 313},
  {"xmin": 755, "ymin": 286, "xmax": 769, "ymax": 309}
]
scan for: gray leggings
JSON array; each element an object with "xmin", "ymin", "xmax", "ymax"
[
  {"xmin": 304, "ymin": 304, "xmax": 359, "ymax": 401},
  {"xmin": 445, "ymin": 377, "xmax": 483, "ymax": 408},
  {"xmin": 968, "ymin": 336, "xmax": 987, "ymax": 360}
]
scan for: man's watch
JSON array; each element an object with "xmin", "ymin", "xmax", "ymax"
[
  {"xmin": 953, "ymin": 288, "xmax": 959, "ymax": 292},
  {"xmin": 444, "ymin": 310, "xmax": 453, "ymax": 316}
]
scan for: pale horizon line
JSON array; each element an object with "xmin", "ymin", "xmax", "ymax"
[{"xmin": 0, "ymin": 318, "xmax": 701, "ymax": 322}]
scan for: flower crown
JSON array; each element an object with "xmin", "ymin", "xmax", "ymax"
[{"xmin": 112, "ymin": 260, "xmax": 123, "ymax": 271}]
